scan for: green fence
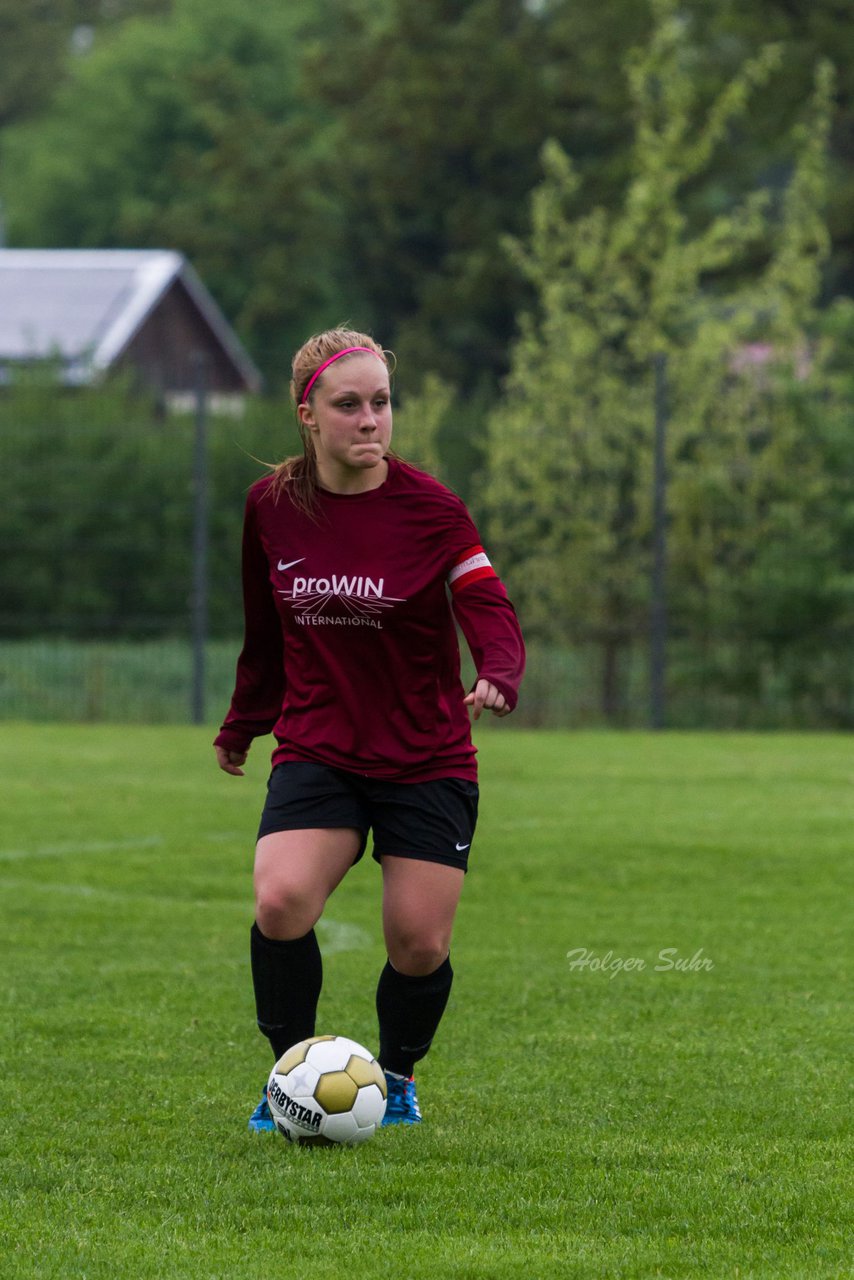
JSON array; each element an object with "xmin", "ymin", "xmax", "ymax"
[{"xmin": 2, "ymin": 636, "xmax": 851, "ymax": 731}]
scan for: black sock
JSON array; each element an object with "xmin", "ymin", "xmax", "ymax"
[
  {"xmin": 250, "ymin": 922, "xmax": 322, "ymax": 1061},
  {"xmin": 376, "ymin": 955, "xmax": 454, "ymax": 1077}
]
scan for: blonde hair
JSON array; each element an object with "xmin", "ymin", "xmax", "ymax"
[{"xmin": 270, "ymin": 328, "xmax": 392, "ymax": 515}]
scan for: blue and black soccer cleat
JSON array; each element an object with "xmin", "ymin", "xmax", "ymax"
[
  {"xmin": 248, "ymin": 1085, "xmax": 276, "ymax": 1133},
  {"xmin": 381, "ymin": 1072, "xmax": 422, "ymax": 1125}
]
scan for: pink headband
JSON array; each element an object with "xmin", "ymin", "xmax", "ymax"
[{"xmin": 300, "ymin": 346, "xmax": 386, "ymax": 405}]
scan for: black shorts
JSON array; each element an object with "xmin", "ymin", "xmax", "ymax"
[{"xmin": 257, "ymin": 761, "xmax": 479, "ymax": 871}]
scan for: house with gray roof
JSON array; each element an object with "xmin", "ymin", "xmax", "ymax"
[{"xmin": 0, "ymin": 249, "xmax": 262, "ymax": 404}]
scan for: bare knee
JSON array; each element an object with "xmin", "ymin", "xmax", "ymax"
[
  {"xmin": 254, "ymin": 879, "xmax": 323, "ymax": 941},
  {"xmin": 386, "ymin": 930, "xmax": 450, "ymax": 976}
]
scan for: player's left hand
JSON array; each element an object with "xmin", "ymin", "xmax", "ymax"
[{"xmin": 464, "ymin": 679, "xmax": 512, "ymax": 721}]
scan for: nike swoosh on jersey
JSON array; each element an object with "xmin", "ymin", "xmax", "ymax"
[
  {"xmin": 277, "ymin": 557, "xmax": 305, "ymax": 572},
  {"xmin": 455, "ymin": 842, "xmax": 470, "ymax": 851}
]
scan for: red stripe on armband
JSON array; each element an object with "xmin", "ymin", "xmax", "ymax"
[{"xmin": 448, "ymin": 545, "xmax": 497, "ymax": 595}]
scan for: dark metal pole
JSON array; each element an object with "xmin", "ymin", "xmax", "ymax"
[
  {"xmin": 190, "ymin": 352, "xmax": 209, "ymax": 725},
  {"xmin": 650, "ymin": 352, "xmax": 668, "ymax": 730}
]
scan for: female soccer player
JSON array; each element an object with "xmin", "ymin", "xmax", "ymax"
[{"xmin": 214, "ymin": 328, "xmax": 525, "ymax": 1129}]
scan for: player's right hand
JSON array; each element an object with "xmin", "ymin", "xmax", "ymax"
[{"xmin": 215, "ymin": 745, "xmax": 249, "ymax": 776}]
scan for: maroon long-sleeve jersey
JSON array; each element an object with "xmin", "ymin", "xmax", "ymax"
[{"xmin": 214, "ymin": 459, "xmax": 525, "ymax": 782}]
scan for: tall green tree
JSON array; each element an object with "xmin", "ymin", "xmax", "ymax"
[{"xmin": 482, "ymin": 0, "xmax": 840, "ymax": 723}]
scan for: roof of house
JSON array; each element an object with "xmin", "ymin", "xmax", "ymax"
[{"xmin": 0, "ymin": 248, "xmax": 262, "ymax": 391}]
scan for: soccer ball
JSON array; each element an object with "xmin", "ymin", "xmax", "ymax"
[{"xmin": 267, "ymin": 1035, "xmax": 387, "ymax": 1145}]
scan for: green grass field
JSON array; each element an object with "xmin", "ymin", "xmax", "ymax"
[{"xmin": 1, "ymin": 726, "xmax": 850, "ymax": 1279}]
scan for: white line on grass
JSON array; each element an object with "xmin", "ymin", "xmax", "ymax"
[
  {"xmin": 316, "ymin": 919, "xmax": 374, "ymax": 955},
  {"xmin": 0, "ymin": 875, "xmax": 373, "ymax": 954},
  {"xmin": 0, "ymin": 835, "xmax": 165, "ymax": 862}
]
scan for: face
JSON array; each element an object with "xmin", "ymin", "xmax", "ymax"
[{"xmin": 298, "ymin": 354, "xmax": 393, "ymax": 490}]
